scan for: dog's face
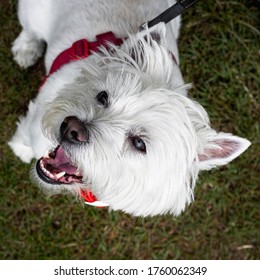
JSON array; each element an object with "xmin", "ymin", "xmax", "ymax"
[{"xmin": 34, "ymin": 25, "xmax": 250, "ymax": 216}]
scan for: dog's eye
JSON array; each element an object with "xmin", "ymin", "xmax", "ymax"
[
  {"xmin": 130, "ymin": 136, "xmax": 146, "ymax": 154},
  {"xmin": 96, "ymin": 91, "xmax": 109, "ymax": 107}
]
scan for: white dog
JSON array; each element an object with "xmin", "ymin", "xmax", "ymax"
[{"xmin": 9, "ymin": 0, "xmax": 251, "ymax": 216}]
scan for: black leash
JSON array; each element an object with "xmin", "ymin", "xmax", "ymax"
[{"xmin": 139, "ymin": 0, "xmax": 199, "ymax": 30}]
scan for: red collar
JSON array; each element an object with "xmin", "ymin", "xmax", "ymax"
[
  {"xmin": 41, "ymin": 31, "xmax": 123, "ymax": 87},
  {"xmin": 43, "ymin": 32, "xmax": 123, "ymax": 207},
  {"xmin": 80, "ymin": 190, "xmax": 109, "ymax": 208}
]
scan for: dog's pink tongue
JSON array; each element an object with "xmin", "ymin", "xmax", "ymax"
[{"xmin": 53, "ymin": 146, "xmax": 77, "ymax": 174}]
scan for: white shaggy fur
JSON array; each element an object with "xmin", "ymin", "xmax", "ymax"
[{"xmin": 9, "ymin": 0, "xmax": 251, "ymax": 216}]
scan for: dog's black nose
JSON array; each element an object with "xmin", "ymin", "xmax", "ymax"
[{"xmin": 60, "ymin": 116, "xmax": 89, "ymax": 144}]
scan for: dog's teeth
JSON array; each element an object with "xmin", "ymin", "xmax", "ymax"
[
  {"xmin": 48, "ymin": 172, "xmax": 54, "ymax": 179},
  {"xmin": 40, "ymin": 160, "xmax": 45, "ymax": 169},
  {"xmin": 40, "ymin": 159, "xmax": 55, "ymax": 179},
  {"xmin": 56, "ymin": 171, "xmax": 66, "ymax": 179},
  {"xmin": 75, "ymin": 171, "xmax": 81, "ymax": 176}
]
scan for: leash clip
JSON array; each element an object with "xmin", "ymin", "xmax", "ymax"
[
  {"xmin": 139, "ymin": 21, "xmax": 149, "ymax": 32},
  {"xmin": 138, "ymin": 0, "xmax": 199, "ymax": 30}
]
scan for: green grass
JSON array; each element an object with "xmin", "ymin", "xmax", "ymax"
[{"xmin": 0, "ymin": 0, "xmax": 259, "ymax": 259}]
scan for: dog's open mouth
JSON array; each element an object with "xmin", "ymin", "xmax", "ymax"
[{"xmin": 36, "ymin": 145, "xmax": 83, "ymax": 184}]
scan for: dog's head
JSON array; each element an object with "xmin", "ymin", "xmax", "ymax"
[{"xmin": 35, "ymin": 24, "xmax": 250, "ymax": 216}]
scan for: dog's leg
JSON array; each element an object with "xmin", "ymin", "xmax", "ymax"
[
  {"xmin": 8, "ymin": 100, "xmax": 52, "ymax": 163},
  {"xmin": 12, "ymin": 0, "xmax": 51, "ymax": 68},
  {"xmin": 9, "ymin": 0, "xmax": 53, "ymax": 161},
  {"xmin": 12, "ymin": 30, "xmax": 44, "ymax": 68}
]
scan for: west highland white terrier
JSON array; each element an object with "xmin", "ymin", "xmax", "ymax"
[{"xmin": 9, "ymin": 0, "xmax": 251, "ymax": 216}]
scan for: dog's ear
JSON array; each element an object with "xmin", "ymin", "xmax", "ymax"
[{"xmin": 198, "ymin": 132, "xmax": 251, "ymax": 170}]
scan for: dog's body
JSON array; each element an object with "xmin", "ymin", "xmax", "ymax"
[{"xmin": 9, "ymin": 0, "xmax": 250, "ymax": 216}]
